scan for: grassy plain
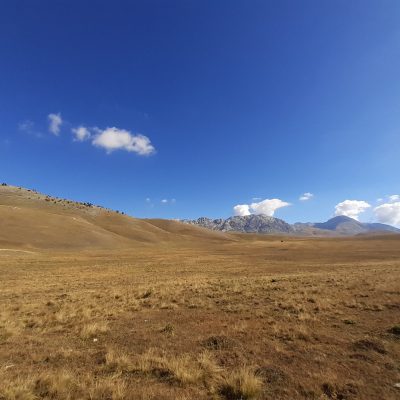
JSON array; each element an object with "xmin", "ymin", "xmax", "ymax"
[
  {"xmin": 1, "ymin": 236, "xmax": 400, "ymax": 400},
  {"xmin": 0, "ymin": 186, "xmax": 399, "ymax": 399}
]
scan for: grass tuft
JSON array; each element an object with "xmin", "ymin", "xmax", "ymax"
[
  {"xmin": 219, "ymin": 367, "xmax": 263, "ymax": 399},
  {"xmin": 80, "ymin": 321, "xmax": 109, "ymax": 339}
]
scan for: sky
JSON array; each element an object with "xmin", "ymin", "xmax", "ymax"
[{"xmin": 1, "ymin": 1, "xmax": 399, "ymax": 226}]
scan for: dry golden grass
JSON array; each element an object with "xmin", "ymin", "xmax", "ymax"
[
  {"xmin": 1, "ymin": 239, "xmax": 399, "ymax": 400},
  {"xmin": 0, "ymin": 186, "xmax": 400, "ymax": 399},
  {"xmin": 220, "ymin": 367, "xmax": 263, "ymax": 399},
  {"xmin": 80, "ymin": 321, "xmax": 109, "ymax": 339}
]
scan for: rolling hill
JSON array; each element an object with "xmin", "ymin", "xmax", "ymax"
[{"xmin": 0, "ymin": 185, "xmax": 231, "ymax": 251}]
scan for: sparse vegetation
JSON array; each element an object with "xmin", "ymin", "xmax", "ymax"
[{"xmin": 0, "ymin": 186, "xmax": 399, "ymax": 399}]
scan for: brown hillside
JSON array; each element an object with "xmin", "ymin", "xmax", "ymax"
[{"xmin": 0, "ymin": 186, "xmax": 231, "ymax": 250}]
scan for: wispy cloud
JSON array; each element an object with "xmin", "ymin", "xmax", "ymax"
[
  {"xmin": 18, "ymin": 120, "xmax": 42, "ymax": 137},
  {"xmin": 160, "ymin": 198, "xmax": 176, "ymax": 204},
  {"xmin": 18, "ymin": 120, "xmax": 35, "ymax": 132},
  {"xmin": 299, "ymin": 192, "xmax": 313, "ymax": 201},
  {"xmin": 48, "ymin": 113, "xmax": 63, "ymax": 135},
  {"xmin": 72, "ymin": 126, "xmax": 91, "ymax": 142}
]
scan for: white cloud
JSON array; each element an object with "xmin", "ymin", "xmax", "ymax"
[
  {"xmin": 48, "ymin": 113, "xmax": 62, "ymax": 135},
  {"xmin": 334, "ymin": 200, "xmax": 371, "ymax": 220},
  {"xmin": 299, "ymin": 192, "xmax": 314, "ymax": 201},
  {"xmin": 233, "ymin": 204, "xmax": 250, "ymax": 216},
  {"xmin": 233, "ymin": 198, "xmax": 290, "ymax": 217},
  {"xmin": 160, "ymin": 198, "xmax": 176, "ymax": 204},
  {"xmin": 250, "ymin": 199, "xmax": 290, "ymax": 216},
  {"xmin": 72, "ymin": 126, "xmax": 91, "ymax": 141},
  {"xmin": 145, "ymin": 198, "xmax": 154, "ymax": 208},
  {"xmin": 18, "ymin": 120, "xmax": 42, "ymax": 137},
  {"xmin": 388, "ymin": 195, "xmax": 399, "ymax": 203},
  {"xmin": 252, "ymin": 197, "xmax": 262, "ymax": 201},
  {"xmin": 374, "ymin": 202, "xmax": 400, "ymax": 227},
  {"xmin": 92, "ymin": 127, "xmax": 155, "ymax": 155}
]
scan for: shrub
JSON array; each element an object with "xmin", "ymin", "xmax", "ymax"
[
  {"xmin": 219, "ymin": 367, "xmax": 263, "ymax": 399},
  {"xmin": 389, "ymin": 325, "xmax": 400, "ymax": 335}
]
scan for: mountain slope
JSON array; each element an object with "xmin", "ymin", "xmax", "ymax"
[
  {"xmin": 312, "ymin": 216, "xmax": 399, "ymax": 235},
  {"xmin": 0, "ymin": 185, "xmax": 231, "ymax": 250},
  {"xmin": 313, "ymin": 216, "xmax": 367, "ymax": 235},
  {"xmin": 183, "ymin": 215, "xmax": 294, "ymax": 234},
  {"xmin": 183, "ymin": 214, "xmax": 400, "ymax": 236}
]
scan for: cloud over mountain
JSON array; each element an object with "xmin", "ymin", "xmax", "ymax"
[
  {"xmin": 233, "ymin": 198, "xmax": 290, "ymax": 217},
  {"xmin": 334, "ymin": 200, "xmax": 371, "ymax": 220},
  {"xmin": 374, "ymin": 201, "xmax": 400, "ymax": 227},
  {"xmin": 233, "ymin": 204, "xmax": 250, "ymax": 216}
]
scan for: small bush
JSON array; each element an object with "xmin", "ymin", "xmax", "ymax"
[
  {"xmin": 160, "ymin": 323, "xmax": 174, "ymax": 335},
  {"xmin": 165, "ymin": 354, "xmax": 203, "ymax": 385},
  {"xmin": 388, "ymin": 325, "xmax": 400, "ymax": 335},
  {"xmin": 219, "ymin": 367, "xmax": 263, "ymax": 399}
]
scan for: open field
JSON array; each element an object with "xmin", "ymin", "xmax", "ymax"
[
  {"xmin": 0, "ymin": 186, "xmax": 400, "ymax": 399},
  {"xmin": 1, "ymin": 236, "xmax": 400, "ymax": 400}
]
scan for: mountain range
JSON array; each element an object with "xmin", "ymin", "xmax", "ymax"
[
  {"xmin": 182, "ymin": 215, "xmax": 400, "ymax": 236},
  {"xmin": 1, "ymin": 185, "xmax": 398, "ymax": 251}
]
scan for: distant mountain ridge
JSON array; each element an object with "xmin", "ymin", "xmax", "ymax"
[
  {"xmin": 311, "ymin": 215, "xmax": 400, "ymax": 235},
  {"xmin": 182, "ymin": 214, "xmax": 400, "ymax": 236},
  {"xmin": 182, "ymin": 215, "xmax": 293, "ymax": 234}
]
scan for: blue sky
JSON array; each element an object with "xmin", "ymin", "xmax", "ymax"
[{"xmin": 1, "ymin": 1, "xmax": 399, "ymax": 225}]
